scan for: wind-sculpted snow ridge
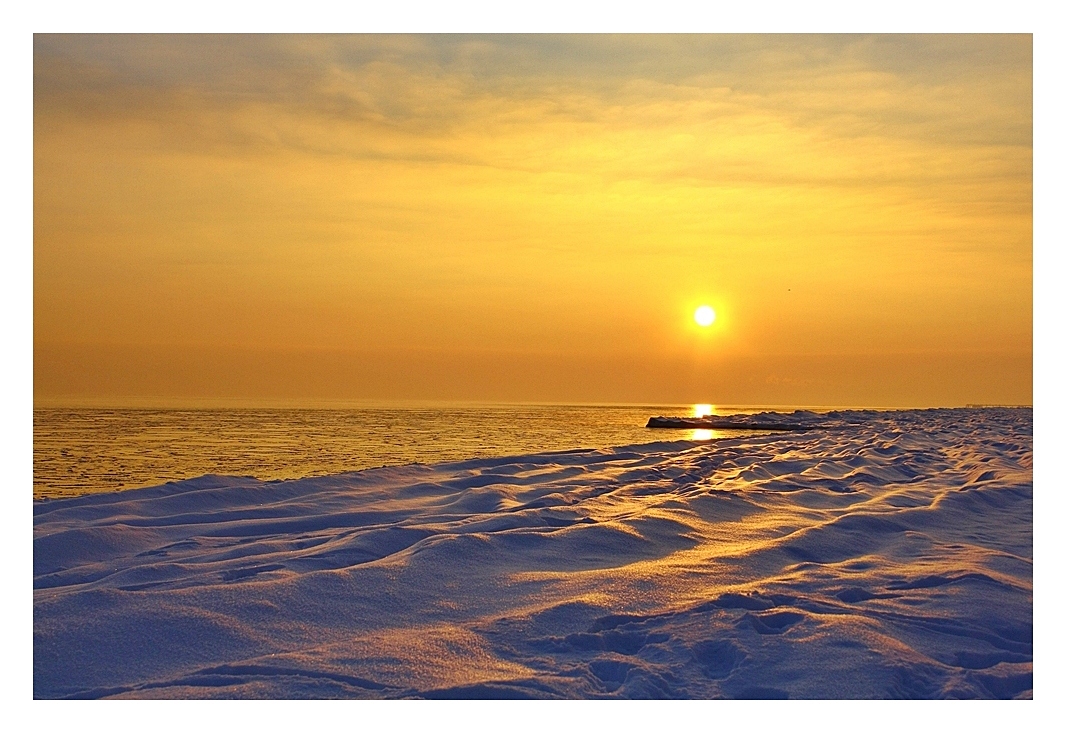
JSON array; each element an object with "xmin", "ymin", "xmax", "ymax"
[{"xmin": 34, "ymin": 408, "xmax": 1032, "ymax": 699}]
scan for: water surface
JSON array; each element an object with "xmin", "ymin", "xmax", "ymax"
[{"xmin": 33, "ymin": 404, "xmax": 773, "ymax": 499}]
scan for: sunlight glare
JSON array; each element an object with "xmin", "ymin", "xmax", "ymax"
[{"xmin": 694, "ymin": 305, "xmax": 716, "ymax": 327}]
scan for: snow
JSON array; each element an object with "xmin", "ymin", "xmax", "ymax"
[{"xmin": 33, "ymin": 408, "xmax": 1032, "ymax": 699}]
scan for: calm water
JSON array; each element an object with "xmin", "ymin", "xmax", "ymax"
[{"xmin": 33, "ymin": 404, "xmax": 772, "ymax": 499}]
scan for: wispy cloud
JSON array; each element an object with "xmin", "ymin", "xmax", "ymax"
[{"xmin": 33, "ymin": 35, "xmax": 1032, "ymax": 405}]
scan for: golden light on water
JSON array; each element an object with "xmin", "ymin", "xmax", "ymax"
[
  {"xmin": 694, "ymin": 305, "xmax": 717, "ymax": 327},
  {"xmin": 692, "ymin": 404, "xmax": 715, "ymax": 439}
]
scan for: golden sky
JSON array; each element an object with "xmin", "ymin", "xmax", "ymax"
[{"xmin": 33, "ymin": 34, "xmax": 1032, "ymax": 407}]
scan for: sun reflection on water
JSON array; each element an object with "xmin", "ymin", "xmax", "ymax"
[
  {"xmin": 693, "ymin": 404, "xmax": 714, "ymax": 417},
  {"xmin": 691, "ymin": 429, "xmax": 715, "ymax": 441}
]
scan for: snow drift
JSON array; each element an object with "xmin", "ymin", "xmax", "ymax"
[{"xmin": 34, "ymin": 408, "xmax": 1032, "ymax": 699}]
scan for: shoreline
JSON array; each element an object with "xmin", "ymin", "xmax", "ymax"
[{"xmin": 31, "ymin": 406, "xmax": 1031, "ymax": 502}]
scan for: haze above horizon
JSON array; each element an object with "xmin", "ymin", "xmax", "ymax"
[{"xmin": 34, "ymin": 34, "xmax": 1033, "ymax": 407}]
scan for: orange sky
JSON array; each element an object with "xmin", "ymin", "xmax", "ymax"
[{"xmin": 33, "ymin": 34, "xmax": 1032, "ymax": 407}]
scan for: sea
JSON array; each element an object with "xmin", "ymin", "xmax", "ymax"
[{"xmin": 32, "ymin": 403, "xmax": 783, "ymax": 500}]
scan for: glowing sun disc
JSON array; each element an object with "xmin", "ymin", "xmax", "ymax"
[{"xmin": 694, "ymin": 305, "xmax": 716, "ymax": 327}]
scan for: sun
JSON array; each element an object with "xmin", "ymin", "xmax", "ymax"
[{"xmin": 694, "ymin": 305, "xmax": 716, "ymax": 327}]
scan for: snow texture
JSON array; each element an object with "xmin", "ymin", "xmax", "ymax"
[{"xmin": 34, "ymin": 408, "xmax": 1032, "ymax": 699}]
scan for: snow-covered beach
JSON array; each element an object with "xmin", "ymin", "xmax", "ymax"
[{"xmin": 33, "ymin": 408, "xmax": 1032, "ymax": 699}]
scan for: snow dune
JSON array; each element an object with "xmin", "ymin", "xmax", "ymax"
[{"xmin": 33, "ymin": 408, "xmax": 1032, "ymax": 699}]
